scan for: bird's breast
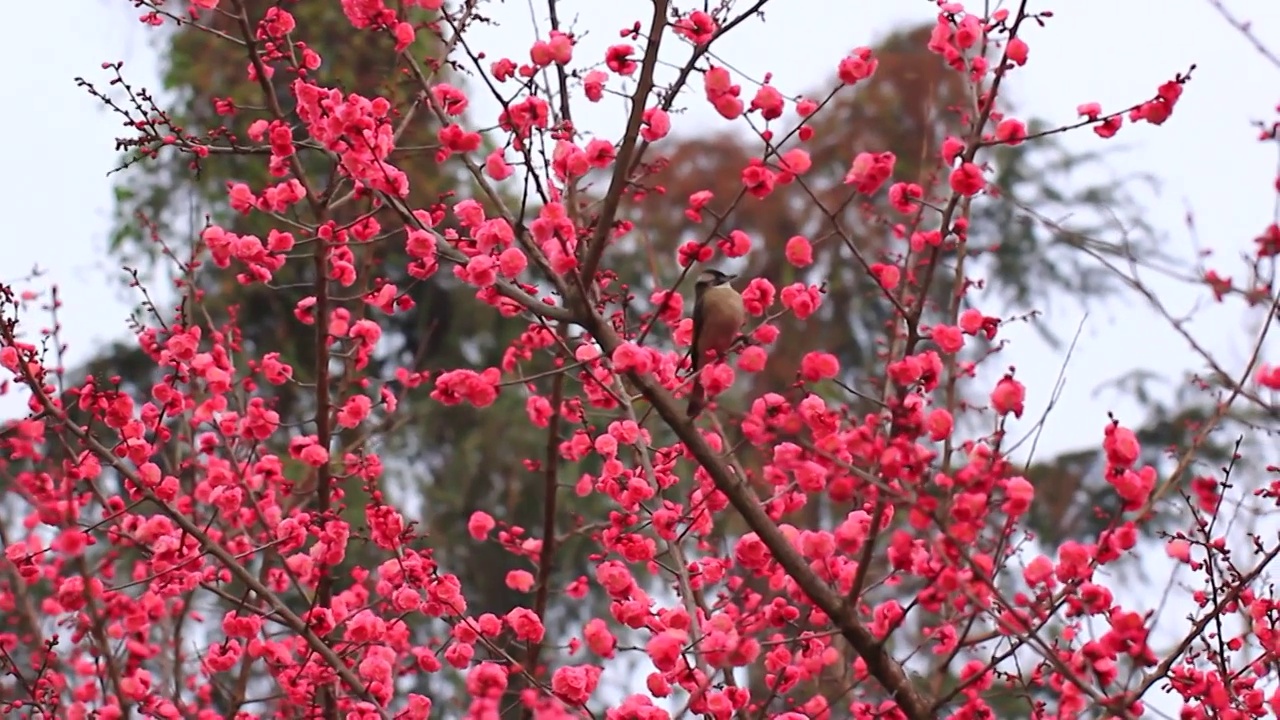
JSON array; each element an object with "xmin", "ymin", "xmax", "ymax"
[{"xmin": 698, "ymin": 288, "xmax": 746, "ymax": 354}]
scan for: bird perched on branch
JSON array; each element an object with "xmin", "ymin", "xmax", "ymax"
[{"xmin": 687, "ymin": 267, "xmax": 746, "ymax": 418}]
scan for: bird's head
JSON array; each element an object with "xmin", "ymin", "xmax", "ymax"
[{"xmin": 695, "ymin": 268, "xmax": 738, "ymax": 289}]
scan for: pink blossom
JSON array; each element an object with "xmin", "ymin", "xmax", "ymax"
[
  {"xmin": 646, "ymin": 629, "xmax": 688, "ymax": 672},
  {"xmin": 837, "ymin": 47, "xmax": 878, "ymax": 85},
  {"xmin": 779, "ymin": 283, "xmax": 821, "ymax": 320},
  {"xmin": 431, "ymin": 368, "xmax": 502, "ymax": 408},
  {"xmin": 551, "ymin": 665, "xmax": 601, "ymax": 705},
  {"xmin": 931, "ymin": 325, "xmax": 964, "ymax": 354},
  {"xmin": 431, "ymin": 83, "xmax": 469, "ymax": 115},
  {"xmin": 844, "ymin": 151, "xmax": 896, "ymax": 194},
  {"xmin": 505, "ymin": 607, "xmax": 545, "ymax": 642},
  {"xmin": 994, "ymin": 118, "xmax": 1027, "ymax": 145},
  {"xmin": 799, "ymin": 352, "xmax": 839, "ymax": 382},
  {"xmin": 484, "ymin": 149, "xmax": 514, "ymax": 180},
  {"xmin": 1103, "ymin": 422, "xmax": 1141, "ymax": 467},
  {"xmin": 1257, "ymin": 364, "xmax": 1280, "ymax": 389},
  {"xmin": 784, "ymin": 235, "xmax": 813, "ymax": 267},
  {"xmin": 737, "ymin": 345, "xmax": 767, "ymax": 372},
  {"xmin": 641, "ymin": 107, "xmax": 670, "ymax": 142},
  {"xmin": 465, "ymin": 662, "xmax": 507, "ymax": 698},
  {"xmin": 925, "ymin": 408, "xmax": 953, "ymax": 441},
  {"xmin": 1006, "ymin": 37, "xmax": 1029, "ymax": 65},
  {"xmin": 498, "ymin": 247, "xmax": 527, "ymax": 278},
  {"xmin": 673, "ymin": 10, "xmax": 717, "ymax": 45},
  {"xmin": 949, "ymin": 162, "xmax": 985, "ymax": 196},
  {"xmin": 741, "ymin": 278, "xmax": 775, "ymax": 315},
  {"xmin": 990, "ymin": 375, "xmax": 1025, "ymax": 418},
  {"xmin": 1023, "ymin": 555, "xmax": 1056, "ymax": 586},
  {"xmin": 468, "ymin": 511, "xmax": 496, "ymax": 540},
  {"xmin": 583, "ymin": 618, "xmax": 616, "ymax": 658},
  {"xmin": 750, "ymin": 85, "xmax": 785, "ymax": 120},
  {"xmin": 612, "ymin": 342, "xmax": 653, "ymax": 374},
  {"xmin": 1166, "ymin": 539, "xmax": 1192, "ymax": 563},
  {"xmin": 583, "ymin": 70, "xmax": 608, "ymax": 101},
  {"xmin": 605, "ymin": 44, "xmax": 636, "ymax": 75},
  {"xmin": 505, "ymin": 570, "xmax": 535, "ymax": 592},
  {"xmin": 1001, "ymin": 476, "xmax": 1034, "ymax": 516},
  {"xmin": 1077, "ymin": 102, "xmax": 1103, "ymax": 118}
]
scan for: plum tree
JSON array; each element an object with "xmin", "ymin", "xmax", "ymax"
[{"xmin": 1, "ymin": 1, "xmax": 1278, "ymax": 719}]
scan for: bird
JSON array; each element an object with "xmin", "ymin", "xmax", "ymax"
[{"xmin": 687, "ymin": 267, "xmax": 746, "ymax": 418}]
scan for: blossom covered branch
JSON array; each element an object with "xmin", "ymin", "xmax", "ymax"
[{"xmin": 2, "ymin": 1, "xmax": 1279, "ymax": 719}]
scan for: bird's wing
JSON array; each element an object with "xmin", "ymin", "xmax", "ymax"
[{"xmin": 690, "ymin": 292, "xmax": 706, "ymax": 374}]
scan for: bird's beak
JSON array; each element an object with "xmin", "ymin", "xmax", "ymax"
[{"xmin": 726, "ymin": 273, "xmax": 739, "ymax": 282}]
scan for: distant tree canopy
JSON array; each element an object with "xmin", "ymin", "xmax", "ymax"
[{"xmin": 64, "ymin": 11, "xmax": 1217, "ymax": 714}]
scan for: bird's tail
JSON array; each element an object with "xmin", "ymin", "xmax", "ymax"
[{"xmin": 686, "ymin": 382, "xmax": 706, "ymax": 418}]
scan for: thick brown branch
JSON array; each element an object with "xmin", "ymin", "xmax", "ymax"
[
  {"xmin": 309, "ymin": 181, "xmax": 338, "ymax": 720},
  {"xmin": 577, "ymin": 0, "xmax": 670, "ymax": 284},
  {"xmin": 580, "ymin": 314, "xmax": 936, "ymax": 720},
  {"xmin": 523, "ymin": 325, "xmax": 568, "ymax": 708}
]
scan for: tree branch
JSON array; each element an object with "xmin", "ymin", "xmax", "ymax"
[
  {"xmin": 580, "ymin": 312, "xmax": 936, "ymax": 720},
  {"xmin": 577, "ymin": 0, "xmax": 670, "ymax": 284}
]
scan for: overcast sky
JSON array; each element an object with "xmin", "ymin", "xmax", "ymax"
[
  {"xmin": 3, "ymin": 1, "xmax": 1277, "ymax": 462},
  {"xmin": 2, "ymin": 0, "xmax": 1279, "ymax": 712}
]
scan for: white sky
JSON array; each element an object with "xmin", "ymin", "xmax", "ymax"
[
  {"xmin": 3, "ymin": 1, "xmax": 1277, "ymax": 461},
  {"xmin": 2, "ymin": 0, "xmax": 1279, "ymax": 713}
]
